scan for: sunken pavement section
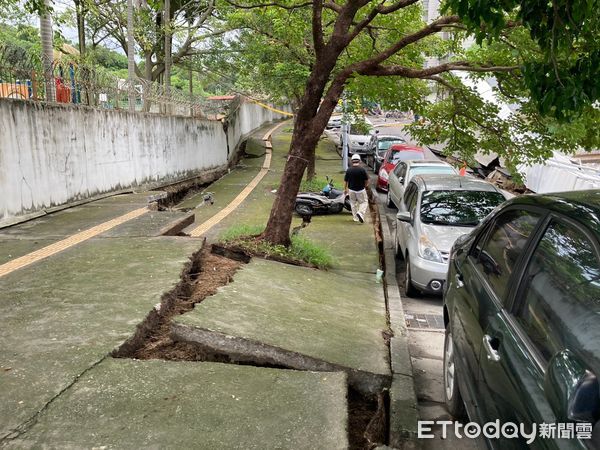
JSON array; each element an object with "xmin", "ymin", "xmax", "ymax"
[{"xmin": 0, "ymin": 122, "xmax": 416, "ymax": 449}]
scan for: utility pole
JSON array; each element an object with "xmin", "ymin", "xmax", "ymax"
[{"xmin": 342, "ymin": 97, "xmax": 349, "ymax": 171}]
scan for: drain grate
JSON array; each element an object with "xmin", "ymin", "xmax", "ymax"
[{"xmin": 404, "ymin": 312, "xmax": 444, "ymax": 330}]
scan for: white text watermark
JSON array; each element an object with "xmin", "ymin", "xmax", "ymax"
[{"xmin": 418, "ymin": 420, "xmax": 594, "ymax": 444}]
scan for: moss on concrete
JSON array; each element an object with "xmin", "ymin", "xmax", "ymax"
[{"xmin": 5, "ymin": 359, "xmax": 348, "ymax": 449}]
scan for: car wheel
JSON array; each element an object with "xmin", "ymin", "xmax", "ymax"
[
  {"xmin": 386, "ymin": 190, "xmax": 395, "ymax": 208},
  {"xmin": 295, "ymin": 203, "xmax": 313, "ymax": 216},
  {"xmin": 404, "ymin": 256, "xmax": 419, "ymax": 297},
  {"xmin": 443, "ymin": 327, "xmax": 466, "ymax": 419},
  {"xmin": 393, "ymin": 230, "xmax": 403, "ymax": 259}
]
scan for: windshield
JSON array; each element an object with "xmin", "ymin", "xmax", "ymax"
[
  {"xmin": 420, "ymin": 190, "xmax": 505, "ymax": 226},
  {"xmin": 349, "ymin": 124, "xmax": 372, "ymax": 135},
  {"xmin": 390, "ymin": 150, "xmax": 424, "ymax": 162},
  {"xmin": 377, "ymin": 139, "xmax": 403, "ymax": 155},
  {"xmin": 408, "ymin": 166, "xmax": 456, "ymax": 181}
]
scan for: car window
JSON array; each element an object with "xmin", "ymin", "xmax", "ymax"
[
  {"xmin": 408, "ymin": 166, "xmax": 456, "ymax": 181},
  {"xmin": 349, "ymin": 124, "xmax": 372, "ymax": 135},
  {"xmin": 474, "ymin": 209, "xmax": 542, "ymax": 304},
  {"xmin": 378, "ymin": 140, "xmax": 403, "ymax": 157},
  {"xmin": 391, "ymin": 150, "xmax": 424, "ymax": 162},
  {"xmin": 515, "ymin": 220, "xmax": 600, "ymax": 363},
  {"xmin": 420, "ymin": 190, "xmax": 506, "ymax": 226},
  {"xmin": 404, "ymin": 183, "xmax": 418, "ymax": 211},
  {"xmin": 393, "ymin": 163, "xmax": 407, "ymax": 178}
]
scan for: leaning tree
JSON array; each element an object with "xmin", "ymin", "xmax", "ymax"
[{"xmin": 220, "ymin": 0, "xmax": 599, "ymax": 246}]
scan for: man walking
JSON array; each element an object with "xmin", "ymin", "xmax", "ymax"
[{"xmin": 344, "ymin": 154, "xmax": 369, "ymax": 223}]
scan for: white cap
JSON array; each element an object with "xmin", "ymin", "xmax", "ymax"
[{"xmin": 351, "ymin": 154, "xmax": 361, "ymax": 161}]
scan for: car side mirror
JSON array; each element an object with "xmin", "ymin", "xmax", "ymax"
[
  {"xmin": 398, "ymin": 177, "xmax": 404, "ymax": 183},
  {"xmin": 396, "ymin": 211, "xmax": 412, "ymax": 224},
  {"xmin": 545, "ymin": 350, "xmax": 600, "ymax": 423}
]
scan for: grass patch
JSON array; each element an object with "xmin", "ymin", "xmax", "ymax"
[
  {"xmin": 299, "ymin": 177, "xmax": 330, "ymax": 193},
  {"xmin": 219, "ymin": 224, "xmax": 334, "ymax": 269},
  {"xmin": 272, "ymin": 177, "xmax": 341, "ymax": 194}
]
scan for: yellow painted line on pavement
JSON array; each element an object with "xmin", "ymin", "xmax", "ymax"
[
  {"xmin": 189, "ymin": 165, "xmax": 270, "ymax": 237},
  {"xmin": 0, "ymin": 207, "xmax": 148, "ymax": 278},
  {"xmin": 189, "ymin": 120, "xmax": 288, "ymax": 237}
]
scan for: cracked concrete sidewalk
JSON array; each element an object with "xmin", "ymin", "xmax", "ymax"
[{"xmin": 0, "ymin": 122, "xmax": 416, "ymax": 448}]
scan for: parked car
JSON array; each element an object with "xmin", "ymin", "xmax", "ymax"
[
  {"xmin": 395, "ymin": 174, "xmax": 506, "ymax": 296},
  {"xmin": 326, "ymin": 114, "xmax": 343, "ymax": 130},
  {"xmin": 386, "ymin": 160, "xmax": 457, "ymax": 208},
  {"xmin": 347, "ymin": 119, "xmax": 375, "ymax": 159},
  {"xmin": 370, "ymin": 135, "xmax": 406, "ymax": 172},
  {"xmin": 443, "ymin": 190, "xmax": 600, "ymax": 449},
  {"xmin": 376, "ymin": 144, "xmax": 425, "ymax": 191}
]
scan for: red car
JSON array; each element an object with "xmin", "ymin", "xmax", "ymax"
[{"xmin": 376, "ymin": 144, "xmax": 425, "ymax": 191}]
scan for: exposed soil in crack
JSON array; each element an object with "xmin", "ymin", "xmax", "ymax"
[
  {"xmin": 113, "ymin": 241, "xmax": 242, "ymax": 360},
  {"xmin": 349, "ymin": 389, "xmax": 387, "ymax": 450}
]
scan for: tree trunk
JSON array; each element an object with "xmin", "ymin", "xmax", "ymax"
[
  {"xmin": 40, "ymin": 0, "xmax": 55, "ymax": 102},
  {"xmin": 306, "ymin": 146, "xmax": 316, "ymax": 181},
  {"xmin": 142, "ymin": 52, "xmax": 152, "ymax": 112},
  {"xmin": 163, "ymin": 0, "xmax": 172, "ymax": 113},
  {"xmin": 262, "ymin": 60, "xmax": 347, "ymax": 246},
  {"xmin": 126, "ymin": 0, "xmax": 136, "ymax": 111},
  {"xmin": 263, "ymin": 86, "xmax": 340, "ymax": 245},
  {"xmin": 75, "ymin": 0, "xmax": 86, "ymax": 57},
  {"xmin": 262, "ymin": 125, "xmax": 322, "ymax": 246}
]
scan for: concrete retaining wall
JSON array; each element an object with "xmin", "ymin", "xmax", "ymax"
[{"xmin": 0, "ymin": 98, "xmax": 289, "ymax": 224}]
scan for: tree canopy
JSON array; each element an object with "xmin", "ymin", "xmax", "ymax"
[{"xmin": 206, "ymin": 0, "xmax": 600, "ymax": 245}]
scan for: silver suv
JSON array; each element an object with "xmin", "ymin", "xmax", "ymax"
[{"xmin": 394, "ymin": 174, "xmax": 507, "ymax": 296}]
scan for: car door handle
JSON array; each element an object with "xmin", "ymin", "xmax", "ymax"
[
  {"xmin": 455, "ymin": 273, "xmax": 464, "ymax": 288},
  {"xmin": 483, "ymin": 335, "xmax": 501, "ymax": 362}
]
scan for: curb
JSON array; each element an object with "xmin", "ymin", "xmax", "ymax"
[{"xmin": 374, "ymin": 196, "xmax": 421, "ymax": 449}]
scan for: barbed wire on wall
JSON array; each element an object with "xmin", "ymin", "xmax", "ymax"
[{"xmin": 0, "ymin": 43, "xmax": 231, "ymax": 119}]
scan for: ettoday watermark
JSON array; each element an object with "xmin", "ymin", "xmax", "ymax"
[{"xmin": 418, "ymin": 420, "xmax": 594, "ymax": 443}]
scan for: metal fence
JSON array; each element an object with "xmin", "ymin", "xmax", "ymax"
[{"xmin": 0, "ymin": 43, "xmax": 230, "ymax": 118}]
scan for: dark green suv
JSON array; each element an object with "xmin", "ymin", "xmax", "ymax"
[{"xmin": 443, "ymin": 191, "xmax": 600, "ymax": 449}]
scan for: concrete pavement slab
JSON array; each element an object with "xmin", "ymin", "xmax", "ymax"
[
  {"xmin": 4, "ymin": 359, "xmax": 348, "ymax": 450},
  {"xmin": 0, "ymin": 193, "xmax": 155, "ymax": 240},
  {"xmin": 301, "ymin": 212, "xmax": 380, "ymax": 274},
  {"xmin": 173, "ymin": 258, "xmax": 390, "ymax": 394},
  {"xmin": 0, "ymin": 236, "xmax": 201, "ymax": 439}
]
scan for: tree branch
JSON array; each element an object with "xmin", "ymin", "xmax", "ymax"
[
  {"xmin": 223, "ymin": 0, "xmax": 313, "ymax": 10},
  {"xmin": 344, "ymin": 15, "xmax": 461, "ymax": 75},
  {"xmin": 359, "ymin": 61, "xmax": 519, "ymax": 77},
  {"xmin": 424, "ymin": 75, "xmax": 456, "ymax": 90},
  {"xmin": 312, "ymin": 0, "xmax": 325, "ymax": 56},
  {"xmin": 348, "ymin": 0, "xmax": 421, "ymax": 42}
]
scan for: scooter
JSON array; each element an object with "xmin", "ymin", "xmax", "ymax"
[{"xmin": 294, "ymin": 177, "xmax": 351, "ymax": 216}]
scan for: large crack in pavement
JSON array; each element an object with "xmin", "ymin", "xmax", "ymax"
[
  {"xmin": 171, "ymin": 323, "xmax": 391, "ymax": 396},
  {"xmin": 111, "ymin": 238, "xmax": 390, "ymax": 449}
]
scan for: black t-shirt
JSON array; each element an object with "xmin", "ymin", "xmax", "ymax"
[{"xmin": 344, "ymin": 166, "xmax": 369, "ymax": 191}]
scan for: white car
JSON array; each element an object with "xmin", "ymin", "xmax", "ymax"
[
  {"xmin": 326, "ymin": 115, "xmax": 343, "ymax": 130},
  {"xmin": 348, "ymin": 118, "xmax": 375, "ymax": 157},
  {"xmin": 395, "ymin": 174, "xmax": 507, "ymax": 296}
]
